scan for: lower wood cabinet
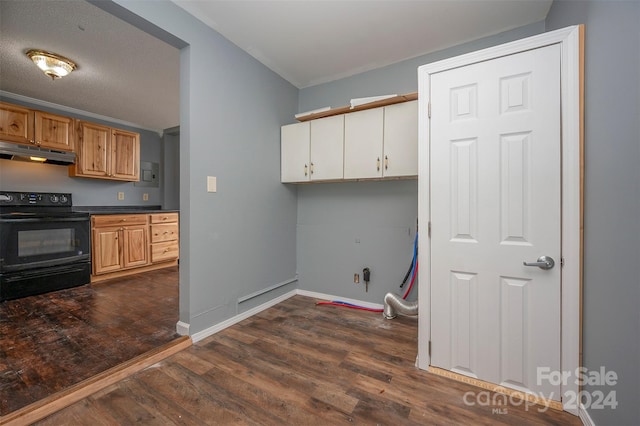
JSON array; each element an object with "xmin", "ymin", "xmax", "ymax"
[{"xmin": 91, "ymin": 212, "xmax": 179, "ymax": 282}]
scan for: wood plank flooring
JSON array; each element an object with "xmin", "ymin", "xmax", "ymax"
[
  {"xmin": 36, "ymin": 295, "xmax": 581, "ymax": 425},
  {"xmin": 0, "ymin": 267, "xmax": 179, "ymax": 416}
]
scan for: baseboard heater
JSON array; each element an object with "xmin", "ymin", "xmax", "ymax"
[{"xmin": 238, "ymin": 277, "xmax": 297, "ymax": 304}]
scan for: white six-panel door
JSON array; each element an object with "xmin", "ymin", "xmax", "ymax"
[{"xmin": 430, "ymin": 44, "xmax": 562, "ymax": 399}]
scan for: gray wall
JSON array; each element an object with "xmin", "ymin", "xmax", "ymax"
[
  {"xmin": 111, "ymin": 0, "xmax": 299, "ymax": 333},
  {"xmin": 295, "ymin": 23, "xmax": 545, "ymax": 304},
  {"xmin": 163, "ymin": 129, "xmax": 180, "ymax": 210},
  {"xmin": 0, "ymin": 97, "xmax": 165, "ymax": 206},
  {"xmin": 546, "ymin": 2, "xmax": 640, "ymax": 425}
]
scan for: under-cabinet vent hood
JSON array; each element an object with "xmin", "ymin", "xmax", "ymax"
[{"xmin": 0, "ymin": 141, "xmax": 76, "ymax": 165}]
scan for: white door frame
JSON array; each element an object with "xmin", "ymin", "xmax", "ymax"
[{"xmin": 417, "ymin": 25, "xmax": 583, "ymax": 414}]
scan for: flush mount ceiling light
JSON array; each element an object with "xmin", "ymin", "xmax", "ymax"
[{"xmin": 26, "ymin": 49, "xmax": 77, "ymax": 80}]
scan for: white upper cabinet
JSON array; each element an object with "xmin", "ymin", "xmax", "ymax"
[
  {"xmin": 281, "ymin": 116, "xmax": 344, "ymax": 183},
  {"xmin": 281, "ymin": 99, "xmax": 417, "ymax": 183},
  {"xmin": 382, "ymin": 100, "xmax": 418, "ymax": 177},
  {"xmin": 281, "ymin": 121, "xmax": 310, "ymax": 183},
  {"xmin": 344, "ymin": 108, "xmax": 384, "ymax": 179},
  {"xmin": 309, "ymin": 115, "xmax": 344, "ymax": 181}
]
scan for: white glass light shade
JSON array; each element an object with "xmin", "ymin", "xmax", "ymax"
[{"xmin": 26, "ymin": 50, "xmax": 77, "ymax": 80}]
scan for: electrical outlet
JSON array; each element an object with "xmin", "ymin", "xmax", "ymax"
[
  {"xmin": 117, "ymin": 192, "xmax": 125, "ymax": 200},
  {"xmin": 354, "ymin": 273, "xmax": 360, "ymax": 283},
  {"xmin": 143, "ymin": 193, "xmax": 149, "ymax": 201}
]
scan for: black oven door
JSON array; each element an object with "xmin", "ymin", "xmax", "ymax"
[{"xmin": 0, "ymin": 215, "xmax": 90, "ymax": 272}]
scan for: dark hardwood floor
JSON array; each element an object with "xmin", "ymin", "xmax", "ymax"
[
  {"xmin": 36, "ymin": 295, "xmax": 581, "ymax": 425},
  {"xmin": 0, "ymin": 267, "xmax": 179, "ymax": 416}
]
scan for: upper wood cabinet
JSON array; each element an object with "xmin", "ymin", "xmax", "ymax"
[
  {"xmin": 70, "ymin": 121, "xmax": 140, "ymax": 181},
  {"xmin": 281, "ymin": 115, "xmax": 344, "ymax": 183},
  {"xmin": 0, "ymin": 101, "xmax": 73, "ymax": 151}
]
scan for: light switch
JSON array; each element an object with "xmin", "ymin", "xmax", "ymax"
[{"xmin": 207, "ymin": 176, "xmax": 217, "ymax": 193}]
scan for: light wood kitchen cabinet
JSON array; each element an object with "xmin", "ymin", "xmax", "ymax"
[
  {"xmin": 91, "ymin": 214, "xmax": 149, "ymax": 276},
  {"xmin": 149, "ymin": 213, "xmax": 180, "ymax": 263},
  {"xmin": 70, "ymin": 121, "xmax": 140, "ymax": 181},
  {"xmin": 281, "ymin": 115, "xmax": 344, "ymax": 183},
  {"xmin": 90, "ymin": 212, "xmax": 179, "ymax": 282},
  {"xmin": 344, "ymin": 100, "xmax": 418, "ymax": 179},
  {"xmin": 0, "ymin": 101, "xmax": 74, "ymax": 151}
]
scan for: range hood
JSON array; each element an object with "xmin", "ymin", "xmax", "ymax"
[{"xmin": 0, "ymin": 141, "xmax": 76, "ymax": 165}]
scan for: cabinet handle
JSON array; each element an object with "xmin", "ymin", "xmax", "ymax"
[
  {"xmin": 384, "ymin": 155, "xmax": 389, "ymax": 170},
  {"xmin": 376, "ymin": 157, "xmax": 381, "ymax": 171},
  {"xmin": 310, "ymin": 162, "xmax": 314, "ymax": 175},
  {"xmin": 304, "ymin": 164, "xmax": 308, "ymax": 176}
]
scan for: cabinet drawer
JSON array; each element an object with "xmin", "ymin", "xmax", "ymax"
[
  {"xmin": 151, "ymin": 241, "xmax": 179, "ymax": 263},
  {"xmin": 150, "ymin": 223, "xmax": 179, "ymax": 243},
  {"xmin": 92, "ymin": 214, "xmax": 148, "ymax": 227},
  {"xmin": 150, "ymin": 213, "xmax": 179, "ymax": 224}
]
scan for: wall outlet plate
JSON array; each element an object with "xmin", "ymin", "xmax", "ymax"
[
  {"xmin": 117, "ymin": 192, "xmax": 125, "ymax": 200},
  {"xmin": 207, "ymin": 176, "xmax": 217, "ymax": 193}
]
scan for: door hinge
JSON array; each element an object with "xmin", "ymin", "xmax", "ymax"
[
  {"xmin": 428, "ymin": 102, "xmax": 431, "ymax": 118},
  {"xmin": 561, "ymin": 257, "xmax": 565, "ymax": 267},
  {"xmin": 428, "ymin": 340, "xmax": 432, "ymax": 357},
  {"xmin": 428, "ymin": 221, "xmax": 431, "ymax": 238}
]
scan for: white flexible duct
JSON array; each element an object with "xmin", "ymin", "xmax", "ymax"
[{"xmin": 383, "ymin": 292, "xmax": 418, "ymax": 319}]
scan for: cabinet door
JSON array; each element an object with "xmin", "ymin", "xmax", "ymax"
[
  {"xmin": 383, "ymin": 100, "xmax": 418, "ymax": 177},
  {"xmin": 0, "ymin": 102, "xmax": 34, "ymax": 144},
  {"xmin": 75, "ymin": 121, "xmax": 110, "ymax": 178},
  {"xmin": 35, "ymin": 111, "xmax": 74, "ymax": 151},
  {"xmin": 281, "ymin": 121, "xmax": 310, "ymax": 182},
  {"xmin": 123, "ymin": 226, "xmax": 148, "ymax": 268},
  {"xmin": 344, "ymin": 108, "xmax": 383, "ymax": 179},
  {"xmin": 310, "ymin": 115, "xmax": 344, "ymax": 181},
  {"xmin": 111, "ymin": 129, "xmax": 140, "ymax": 181},
  {"xmin": 93, "ymin": 228, "xmax": 122, "ymax": 274}
]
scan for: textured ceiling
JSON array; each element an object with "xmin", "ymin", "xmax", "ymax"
[
  {"xmin": 173, "ymin": 0, "xmax": 553, "ymax": 88},
  {"xmin": 0, "ymin": 0, "xmax": 552, "ymax": 133}
]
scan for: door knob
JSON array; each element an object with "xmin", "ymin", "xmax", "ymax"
[{"xmin": 523, "ymin": 256, "xmax": 555, "ymax": 270}]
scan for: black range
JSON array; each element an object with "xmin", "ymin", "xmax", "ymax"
[{"xmin": 0, "ymin": 191, "xmax": 91, "ymax": 301}]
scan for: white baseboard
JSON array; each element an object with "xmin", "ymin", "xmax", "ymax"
[
  {"xmin": 184, "ymin": 288, "xmax": 385, "ymax": 344},
  {"xmin": 190, "ymin": 289, "xmax": 297, "ymax": 343},
  {"xmin": 578, "ymin": 404, "xmax": 595, "ymax": 426},
  {"xmin": 295, "ymin": 289, "xmax": 384, "ymax": 310},
  {"xmin": 175, "ymin": 321, "xmax": 190, "ymax": 336}
]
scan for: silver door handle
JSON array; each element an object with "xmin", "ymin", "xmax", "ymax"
[{"xmin": 523, "ymin": 256, "xmax": 555, "ymax": 270}]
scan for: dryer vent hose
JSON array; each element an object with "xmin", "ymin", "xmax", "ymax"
[{"xmin": 383, "ymin": 292, "xmax": 418, "ymax": 319}]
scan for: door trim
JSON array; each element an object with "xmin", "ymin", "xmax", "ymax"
[{"xmin": 417, "ymin": 25, "xmax": 583, "ymax": 415}]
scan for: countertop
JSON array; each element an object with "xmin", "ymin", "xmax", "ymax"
[{"xmin": 73, "ymin": 206, "xmax": 179, "ymax": 215}]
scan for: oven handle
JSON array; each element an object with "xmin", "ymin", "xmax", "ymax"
[
  {"xmin": 2, "ymin": 263, "xmax": 90, "ymax": 282},
  {"xmin": 1, "ymin": 255, "xmax": 91, "ymax": 273},
  {"xmin": 0, "ymin": 216, "xmax": 89, "ymax": 223}
]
